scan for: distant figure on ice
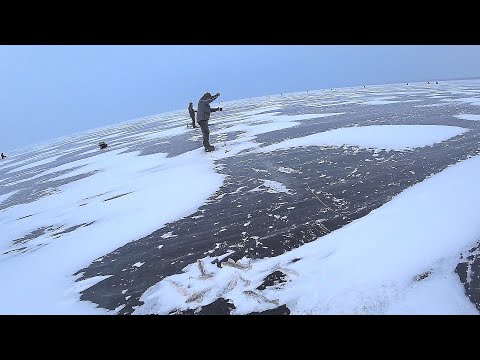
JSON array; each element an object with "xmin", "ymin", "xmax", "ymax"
[
  {"xmin": 1, "ymin": 152, "xmax": 6, "ymax": 159},
  {"xmin": 197, "ymin": 92, "xmax": 222, "ymax": 152},
  {"xmin": 98, "ymin": 141, "xmax": 108, "ymax": 149},
  {"xmin": 188, "ymin": 102, "xmax": 197, "ymax": 128}
]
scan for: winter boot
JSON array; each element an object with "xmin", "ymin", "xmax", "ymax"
[{"xmin": 205, "ymin": 145, "xmax": 215, "ymax": 152}]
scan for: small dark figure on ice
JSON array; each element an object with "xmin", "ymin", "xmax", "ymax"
[
  {"xmin": 99, "ymin": 141, "xmax": 108, "ymax": 149},
  {"xmin": 197, "ymin": 92, "xmax": 222, "ymax": 152},
  {"xmin": 1, "ymin": 152, "xmax": 6, "ymax": 159},
  {"xmin": 188, "ymin": 102, "xmax": 197, "ymax": 128}
]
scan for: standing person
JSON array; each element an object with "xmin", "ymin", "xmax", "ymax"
[
  {"xmin": 1, "ymin": 153, "xmax": 5, "ymax": 159},
  {"xmin": 197, "ymin": 92, "xmax": 222, "ymax": 152},
  {"xmin": 188, "ymin": 102, "xmax": 197, "ymax": 128}
]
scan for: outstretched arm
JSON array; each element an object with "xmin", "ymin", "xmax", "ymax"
[{"xmin": 205, "ymin": 93, "xmax": 220, "ymax": 103}]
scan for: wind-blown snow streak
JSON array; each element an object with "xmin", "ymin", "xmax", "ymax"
[
  {"xmin": 5, "ymin": 156, "xmax": 59, "ymax": 174},
  {"xmin": 142, "ymin": 126, "xmax": 185, "ymax": 140},
  {"xmin": 258, "ymin": 125, "xmax": 468, "ymax": 153},
  {"xmin": 0, "ymin": 191, "xmax": 17, "ymax": 205},
  {"xmin": 364, "ymin": 100, "xmax": 401, "ymax": 105},
  {"xmin": 454, "ymin": 114, "xmax": 480, "ymax": 121},
  {"xmin": 445, "ymin": 97, "xmax": 480, "ymax": 106}
]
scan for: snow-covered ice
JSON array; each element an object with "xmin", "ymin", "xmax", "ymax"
[{"xmin": 1, "ymin": 79, "xmax": 480, "ymax": 315}]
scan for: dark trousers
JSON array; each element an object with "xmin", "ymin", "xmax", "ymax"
[
  {"xmin": 190, "ymin": 115, "xmax": 196, "ymax": 127},
  {"xmin": 198, "ymin": 120, "xmax": 210, "ymax": 148}
]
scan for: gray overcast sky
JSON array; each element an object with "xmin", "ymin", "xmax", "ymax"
[{"xmin": 1, "ymin": 45, "xmax": 480, "ymax": 152}]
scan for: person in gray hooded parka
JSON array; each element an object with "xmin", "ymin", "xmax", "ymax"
[{"xmin": 197, "ymin": 92, "xmax": 222, "ymax": 151}]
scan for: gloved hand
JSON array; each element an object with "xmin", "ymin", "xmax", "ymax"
[
  {"xmin": 215, "ymin": 92, "xmax": 221, "ymax": 97},
  {"xmin": 219, "ymin": 107, "xmax": 223, "ymax": 111}
]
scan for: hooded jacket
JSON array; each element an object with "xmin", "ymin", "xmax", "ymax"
[{"xmin": 197, "ymin": 92, "xmax": 220, "ymax": 123}]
